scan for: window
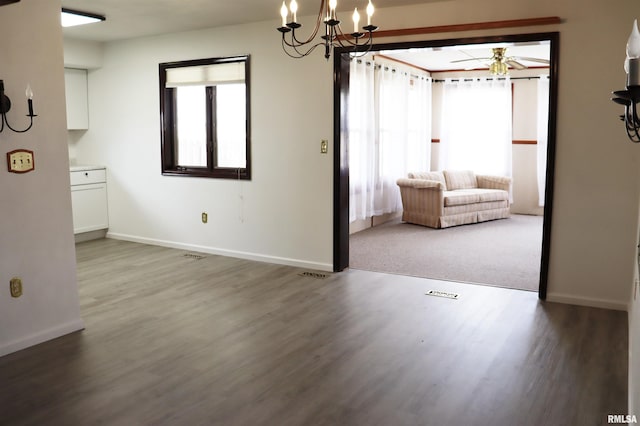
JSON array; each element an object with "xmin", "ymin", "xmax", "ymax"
[{"xmin": 159, "ymin": 56, "xmax": 250, "ymax": 179}]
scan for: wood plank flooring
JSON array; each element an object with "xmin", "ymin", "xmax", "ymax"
[{"xmin": 0, "ymin": 238, "xmax": 628, "ymax": 425}]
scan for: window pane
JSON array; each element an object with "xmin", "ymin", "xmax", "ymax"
[
  {"xmin": 216, "ymin": 84, "xmax": 246, "ymax": 168},
  {"xmin": 176, "ymin": 86, "xmax": 207, "ymax": 167}
]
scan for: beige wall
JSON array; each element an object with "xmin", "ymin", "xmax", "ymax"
[{"xmin": 0, "ymin": 0, "xmax": 83, "ymax": 356}]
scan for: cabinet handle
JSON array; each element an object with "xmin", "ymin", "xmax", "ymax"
[{"xmin": 85, "ymin": 172, "xmax": 88, "ymax": 176}]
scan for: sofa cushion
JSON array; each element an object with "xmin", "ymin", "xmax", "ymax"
[
  {"xmin": 443, "ymin": 189, "xmax": 508, "ymax": 207},
  {"xmin": 477, "ymin": 189, "xmax": 509, "ymax": 202},
  {"xmin": 443, "ymin": 170, "xmax": 477, "ymax": 190},
  {"xmin": 408, "ymin": 171, "xmax": 447, "ymax": 189},
  {"xmin": 443, "ymin": 190, "xmax": 480, "ymax": 206}
]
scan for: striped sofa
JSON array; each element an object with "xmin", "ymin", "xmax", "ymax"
[{"xmin": 396, "ymin": 170, "xmax": 511, "ymax": 229}]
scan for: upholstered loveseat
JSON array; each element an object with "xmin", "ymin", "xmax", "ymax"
[{"xmin": 396, "ymin": 170, "xmax": 511, "ymax": 229}]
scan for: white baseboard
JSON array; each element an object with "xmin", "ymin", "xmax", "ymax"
[
  {"xmin": 106, "ymin": 232, "xmax": 334, "ymax": 272},
  {"xmin": 0, "ymin": 319, "xmax": 85, "ymax": 357},
  {"xmin": 546, "ymin": 292, "xmax": 628, "ymax": 311}
]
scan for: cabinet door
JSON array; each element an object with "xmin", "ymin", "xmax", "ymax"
[
  {"xmin": 71, "ymin": 183, "xmax": 108, "ymax": 233},
  {"xmin": 64, "ymin": 68, "xmax": 89, "ymax": 130}
]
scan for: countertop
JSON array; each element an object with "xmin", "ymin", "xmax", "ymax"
[{"xmin": 70, "ymin": 165, "xmax": 106, "ymax": 172}]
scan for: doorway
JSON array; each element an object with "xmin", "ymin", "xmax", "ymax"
[{"xmin": 332, "ymin": 32, "xmax": 559, "ymax": 299}]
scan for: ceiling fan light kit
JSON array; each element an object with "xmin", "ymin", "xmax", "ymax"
[{"xmin": 611, "ymin": 19, "xmax": 640, "ymax": 143}]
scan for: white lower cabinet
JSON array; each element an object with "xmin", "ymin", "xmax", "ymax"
[{"xmin": 70, "ymin": 167, "xmax": 108, "ymax": 234}]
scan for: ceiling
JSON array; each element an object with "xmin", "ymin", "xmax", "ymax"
[
  {"xmin": 58, "ymin": 1, "xmax": 550, "ymax": 72},
  {"xmin": 380, "ymin": 41, "xmax": 551, "ymax": 72},
  {"xmin": 60, "ymin": 0, "xmax": 439, "ymax": 42}
]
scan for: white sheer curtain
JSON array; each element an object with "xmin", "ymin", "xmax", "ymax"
[
  {"xmin": 439, "ymin": 77, "xmax": 512, "ymax": 178},
  {"xmin": 537, "ymin": 75, "xmax": 550, "ymax": 206},
  {"xmin": 348, "ymin": 59, "xmax": 376, "ymax": 223},
  {"xmin": 348, "ymin": 58, "xmax": 432, "ymax": 222}
]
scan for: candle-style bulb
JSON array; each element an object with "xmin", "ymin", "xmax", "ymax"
[
  {"xmin": 289, "ymin": 0, "xmax": 298, "ymax": 22},
  {"xmin": 366, "ymin": 0, "xmax": 374, "ymax": 26},
  {"xmin": 280, "ymin": 2, "xmax": 288, "ymax": 26},
  {"xmin": 627, "ymin": 19, "xmax": 640, "ymax": 59},
  {"xmin": 25, "ymin": 84, "xmax": 33, "ymax": 100},
  {"xmin": 353, "ymin": 8, "xmax": 360, "ymax": 33},
  {"xmin": 329, "ymin": 0, "xmax": 337, "ymax": 18}
]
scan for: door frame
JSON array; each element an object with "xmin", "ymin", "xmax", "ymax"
[{"xmin": 332, "ymin": 32, "xmax": 560, "ymax": 300}]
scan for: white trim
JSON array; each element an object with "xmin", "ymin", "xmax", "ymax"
[
  {"xmin": 106, "ymin": 232, "xmax": 333, "ymax": 272},
  {"xmin": 0, "ymin": 319, "xmax": 85, "ymax": 357},
  {"xmin": 546, "ymin": 292, "xmax": 627, "ymax": 311}
]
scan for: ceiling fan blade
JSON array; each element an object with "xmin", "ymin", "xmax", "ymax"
[
  {"xmin": 506, "ymin": 60, "xmax": 527, "ymax": 70},
  {"xmin": 513, "ymin": 56, "xmax": 550, "ymax": 65}
]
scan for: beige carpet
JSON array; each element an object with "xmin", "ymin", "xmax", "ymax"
[{"xmin": 349, "ymin": 214, "xmax": 543, "ymax": 291}]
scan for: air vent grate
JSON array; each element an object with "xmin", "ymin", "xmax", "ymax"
[
  {"xmin": 298, "ymin": 271, "xmax": 329, "ymax": 279},
  {"xmin": 425, "ymin": 290, "xmax": 460, "ymax": 300},
  {"xmin": 183, "ymin": 253, "xmax": 206, "ymax": 261}
]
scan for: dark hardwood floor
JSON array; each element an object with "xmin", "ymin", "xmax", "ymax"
[{"xmin": 0, "ymin": 238, "xmax": 628, "ymax": 425}]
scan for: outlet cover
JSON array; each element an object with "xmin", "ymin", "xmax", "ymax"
[{"xmin": 10, "ymin": 277, "xmax": 22, "ymax": 298}]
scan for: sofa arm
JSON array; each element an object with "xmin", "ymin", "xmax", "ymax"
[
  {"xmin": 396, "ymin": 178, "xmax": 445, "ymax": 191},
  {"xmin": 476, "ymin": 175, "xmax": 512, "ymax": 192}
]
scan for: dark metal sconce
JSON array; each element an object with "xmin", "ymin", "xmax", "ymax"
[
  {"xmin": 612, "ymin": 19, "xmax": 640, "ymax": 143},
  {"xmin": 0, "ymin": 80, "xmax": 36, "ymax": 133}
]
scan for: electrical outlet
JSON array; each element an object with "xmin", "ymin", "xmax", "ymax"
[
  {"xmin": 201, "ymin": 212, "xmax": 208, "ymax": 224},
  {"xmin": 10, "ymin": 277, "xmax": 22, "ymax": 298},
  {"xmin": 321, "ymin": 140, "xmax": 328, "ymax": 154}
]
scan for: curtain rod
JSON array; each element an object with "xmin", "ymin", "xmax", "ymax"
[{"xmin": 433, "ymin": 76, "xmax": 549, "ymax": 83}]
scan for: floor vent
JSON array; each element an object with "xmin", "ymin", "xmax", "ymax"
[
  {"xmin": 425, "ymin": 290, "xmax": 460, "ymax": 300},
  {"xmin": 183, "ymin": 253, "xmax": 206, "ymax": 260},
  {"xmin": 299, "ymin": 271, "xmax": 329, "ymax": 279}
]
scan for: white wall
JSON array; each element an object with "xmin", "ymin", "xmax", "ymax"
[
  {"xmin": 72, "ymin": 19, "xmax": 335, "ymax": 271},
  {"xmin": 0, "ymin": 0, "xmax": 83, "ymax": 356},
  {"xmin": 630, "ymin": 220, "xmax": 640, "ymax": 415},
  {"xmin": 68, "ymin": 0, "xmax": 640, "ymax": 310}
]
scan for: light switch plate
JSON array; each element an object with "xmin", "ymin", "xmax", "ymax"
[{"xmin": 7, "ymin": 149, "xmax": 34, "ymax": 173}]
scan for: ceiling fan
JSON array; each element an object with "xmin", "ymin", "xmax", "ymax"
[{"xmin": 451, "ymin": 47, "xmax": 550, "ymax": 75}]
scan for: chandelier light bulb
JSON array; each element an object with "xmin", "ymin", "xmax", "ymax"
[
  {"xmin": 290, "ymin": 0, "xmax": 298, "ymax": 22},
  {"xmin": 280, "ymin": 2, "xmax": 288, "ymax": 26},
  {"xmin": 329, "ymin": 0, "xmax": 337, "ymax": 19},
  {"xmin": 366, "ymin": 0, "xmax": 374, "ymax": 26},
  {"xmin": 627, "ymin": 19, "xmax": 640, "ymax": 59},
  {"xmin": 353, "ymin": 8, "xmax": 360, "ymax": 33},
  {"xmin": 25, "ymin": 84, "xmax": 33, "ymax": 100}
]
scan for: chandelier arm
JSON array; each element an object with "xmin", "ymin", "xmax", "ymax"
[
  {"xmin": 290, "ymin": 0, "xmax": 326, "ymax": 46},
  {"xmin": 2, "ymin": 114, "xmax": 33, "ymax": 133},
  {"xmin": 625, "ymin": 103, "xmax": 640, "ymax": 142},
  {"xmin": 281, "ymin": 37, "xmax": 323, "ymax": 58}
]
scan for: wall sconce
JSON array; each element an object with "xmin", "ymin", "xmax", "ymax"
[
  {"xmin": 612, "ymin": 19, "xmax": 640, "ymax": 143},
  {"xmin": 0, "ymin": 80, "xmax": 36, "ymax": 133}
]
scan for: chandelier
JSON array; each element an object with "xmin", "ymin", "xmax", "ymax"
[
  {"xmin": 612, "ymin": 19, "xmax": 640, "ymax": 142},
  {"xmin": 277, "ymin": 0, "xmax": 378, "ymax": 60}
]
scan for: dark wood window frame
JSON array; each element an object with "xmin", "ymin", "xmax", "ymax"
[{"xmin": 159, "ymin": 56, "xmax": 251, "ymax": 180}]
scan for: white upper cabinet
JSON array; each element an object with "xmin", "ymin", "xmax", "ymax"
[{"xmin": 64, "ymin": 68, "xmax": 89, "ymax": 130}]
